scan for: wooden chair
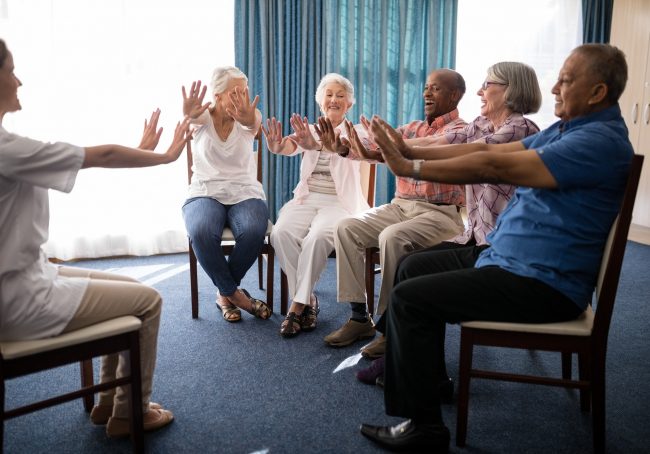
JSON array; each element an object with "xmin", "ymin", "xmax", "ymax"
[
  {"xmin": 186, "ymin": 131, "xmax": 275, "ymax": 318},
  {"xmin": 279, "ymin": 161, "xmax": 376, "ymax": 315},
  {"xmin": 1, "ymin": 316, "xmax": 145, "ymax": 453},
  {"xmin": 455, "ymin": 154, "xmax": 644, "ymax": 454}
]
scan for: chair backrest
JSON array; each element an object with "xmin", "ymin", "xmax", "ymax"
[
  {"xmin": 592, "ymin": 153, "xmax": 644, "ymax": 346},
  {"xmin": 186, "ymin": 129, "xmax": 263, "ymax": 184},
  {"xmin": 359, "ymin": 161, "xmax": 376, "ymax": 207}
]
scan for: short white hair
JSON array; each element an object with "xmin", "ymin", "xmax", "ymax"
[
  {"xmin": 210, "ymin": 66, "xmax": 248, "ymax": 98},
  {"xmin": 315, "ymin": 73, "xmax": 355, "ymax": 111}
]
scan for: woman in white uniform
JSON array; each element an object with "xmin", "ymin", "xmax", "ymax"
[
  {"xmin": 0, "ymin": 39, "xmax": 189, "ymax": 439},
  {"xmin": 262, "ymin": 73, "xmax": 369, "ymax": 337}
]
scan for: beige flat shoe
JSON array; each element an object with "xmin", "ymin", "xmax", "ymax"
[
  {"xmin": 90, "ymin": 402, "xmax": 162, "ymax": 425},
  {"xmin": 106, "ymin": 407, "xmax": 174, "ymax": 438}
]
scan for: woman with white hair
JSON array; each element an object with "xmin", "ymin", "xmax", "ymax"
[
  {"xmin": 182, "ymin": 67, "xmax": 271, "ymax": 322},
  {"xmin": 262, "ymin": 73, "xmax": 369, "ymax": 337}
]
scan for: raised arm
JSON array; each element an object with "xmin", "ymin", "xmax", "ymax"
[
  {"xmin": 82, "ymin": 115, "xmax": 191, "ymax": 168},
  {"xmin": 370, "ymin": 116, "xmax": 557, "ymax": 188},
  {"xmin": 288, "ymin": 114, "xmax": 321, "ymax": 150},
  {"xmin": 261, "ymin": 117, "xmax": 298, "ymax": 155}
]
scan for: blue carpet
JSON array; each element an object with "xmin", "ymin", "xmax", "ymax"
[{"xmin": 3, "ymin": 241, "xmax": 650, "ymax": 453}]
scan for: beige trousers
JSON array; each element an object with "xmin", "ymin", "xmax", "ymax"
[
  {"xmin": 334, "ymin": 198, "xmax": 464, "ymax": 315},
  {"xmin": 60, "ymin": 267, "xmax": 162, "ymax": 418}
]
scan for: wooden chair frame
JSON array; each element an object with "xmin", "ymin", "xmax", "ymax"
[
  {"xmin": 455, "ymin": 154, "xmax": 644, "ymax": 454},
  {"xmin": 186, "ymin": 131, "xmax": 275, "ymax": 318},
  {"xmin": 1, "ymin": 316, "xmax": 144, "ymax": 453}
]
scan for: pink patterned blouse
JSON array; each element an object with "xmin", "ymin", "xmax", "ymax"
[{"xmin": 446, "ymin": 113, "xmax": 540, "ymax": 245}]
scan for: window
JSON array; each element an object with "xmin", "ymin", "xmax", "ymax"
[
  {"xmin": 1, "ymin": 0, "xmax": 234, "ymax": 259},
  {"xmin": 455, "ymin": 0, "xmax": 582, "ymax": 129}
]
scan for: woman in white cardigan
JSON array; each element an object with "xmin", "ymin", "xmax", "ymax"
[{"xmin": 263, "ymin": 73, "xmax": 369, "ymax": 337}]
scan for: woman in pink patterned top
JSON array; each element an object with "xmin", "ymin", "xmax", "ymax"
[{"xmin": 355, "ymin": 62, "xmax": 542, "ymax": 384}]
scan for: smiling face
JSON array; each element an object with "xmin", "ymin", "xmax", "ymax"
[
  {"xmin": 477, "ymin": 79, "xmax": 509, "ymax": 122},
  {"xmin": 0, "ymin": 51, "xmax": 22, "ymax": 119},
  {"xmin": 320, "ymin": 82, "xmax": 352, "ymax": 125},
  {"xmin": 551, "ymin": 51, "xmax": 604, "ymax": 122},
  {"xmin": 422, "ymin": 71, "xmax": 460, "ymax": 122}
]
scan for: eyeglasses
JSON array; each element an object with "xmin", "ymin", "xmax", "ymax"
[{"xmin": 481, "ymin": 81, "xmax": 508, "ymax": 90}]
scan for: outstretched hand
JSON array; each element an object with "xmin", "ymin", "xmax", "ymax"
[
  {"xmin": 226, "ymin": 86, "xmax": 260, "ymax": 127},
  {"xmin": 161, "ymin": 116, "xmax": 193, "ymax": 163},
  {"xmin": 262, "ymin": 117, "xmax": 291, "ymax": 154},
  {"xmin": 288, "ymin": 113, "xmax": 320, "ymax": 150},
  {"xmin": 182, "ymin": 81, "xmax": 211, "ymax": 119},
  {"xmin": 314, "ymin": 117, "xmax": 348, "ymax": 154},
  {"xmin": 370, "ymin": 116, "xmax": 415, "ymax": 176},
  {"xmin": 138, "ymin": 109, "xmax": 164, "ymax": 150},
  {"xmin": 344, "ymin": 119, "xmax": 383, "ymax": 161}
]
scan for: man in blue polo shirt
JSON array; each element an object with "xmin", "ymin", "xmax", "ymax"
[{"xmin": 352, "ymin": 43, "xmax": 634, "ymax": 453}]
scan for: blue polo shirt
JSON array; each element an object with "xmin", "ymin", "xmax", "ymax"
[{"xmin": 475, "ymin": 105, "xmax": 634, "ymax": 310}]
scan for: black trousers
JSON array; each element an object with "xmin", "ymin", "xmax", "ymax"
[{"xmin": 383, "ymin": 245, "xmax": 583, "ymax": 423}]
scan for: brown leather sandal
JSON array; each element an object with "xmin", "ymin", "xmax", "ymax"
[
  {"xmin": 300, "ymin": 295, "xmax": 320, "ymax": 331},
  {"xmin": 216, "ymin": 300, "xmax": 242, "ymax": 322},
  {"xmin": 240, "ymin": 288, "xmax": 272, "ymax": 320},
  {"xmin": 280, "ymin": 312, "xmax": 302, "ymax": 337}
]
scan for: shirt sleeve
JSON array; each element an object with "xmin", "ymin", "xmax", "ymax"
[{"xmin": 0, "ymin": 131, "xmax": 84, "ymax": 193}]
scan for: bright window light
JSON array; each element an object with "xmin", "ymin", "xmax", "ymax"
[
  {"xmin": 455, "ymin": 0, "xmax": 582, "ymax": 129},
  {"xmin": 1, "ymin": 0, "xmax": 234, "ymax": 259}
]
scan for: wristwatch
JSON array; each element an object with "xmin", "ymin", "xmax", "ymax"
[{"xmin": 412, "ymin": 159, "xmax": 424, "ymax": 180}]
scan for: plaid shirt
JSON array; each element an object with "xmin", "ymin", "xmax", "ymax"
[{"xmin": 394, "ymin": 109, "xmax": 466, "ymax": 206}]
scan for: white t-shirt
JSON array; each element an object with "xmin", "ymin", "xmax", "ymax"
[
  {"xmin": 187, "ymin": 110, "xmax": 266, "ymax": 204},
  {"xmin": 0, "ymin": 125, "xmax": 87, "ymax": 341}
]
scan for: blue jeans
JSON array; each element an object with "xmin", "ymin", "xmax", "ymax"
[{"xmin": 182, "ymin": 197, "xmax": 269, "ymax": 296}]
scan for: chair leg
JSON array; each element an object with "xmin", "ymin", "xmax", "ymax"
[
  {"xmin": 591, "ymin": 356, "xmax": 606, "ymax": 454},
  {"xmin": 578, "ymin": 352, "xmax": 591, "ymax": 412},
  {"xmin": 266, "ymin": 248, "xmax": 274, "ymax": 313},
  {"xmin": 80, "ymin": 359, "xmax": 95, "ymax": 412},
  {"xmin": 456, "ymin": 328, "xmax": 474, "ymax": 447},
  {"xmin": 257, "ymin": 255, "xmax": 264, "ymax": 290},
  {"xmin": 189, "ymin": 243, "xmax": 199, "ymax": 319},
  {"xmin": 128, "ymin": 331, "xmax": 144, "ymax": 454},
  {"xmin": 364, "ymin": 248, "xmax": 376, "ymax": 316},
  {"xmin": 561, "ymin": 351, "xmax": 572, "ymax": 379},
  {"xmin": 280, "ymin": 270, "xmax": 289, "ymax": 316},
  {"xmin": 1, "ymin": 372, "xmax": 5, "ymax": 451}
]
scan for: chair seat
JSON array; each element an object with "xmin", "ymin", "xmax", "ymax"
[
  {"xmin": 220, "ymin": 220, "xmax": 273, "ymax": 242},
  {"xmin": 461, "ymin": 306, "xmax": 593, "ymax": 336},
  {"xmin": 0, "ymin": 316, "xmax": 142, "ymax": 360}
]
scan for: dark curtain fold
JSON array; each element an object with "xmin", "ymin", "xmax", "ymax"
[
  {"xmin": 323, "ymin": 0, "xmax": 457, "ymax": 205},
  {"xmin": 235, "ymin": 0, "xmax": 457, "ymax": 216},
  {"xmin": 582, "ymin": 0, "xmax": 613, "ymax": 43},
  {"xmin": 235, "ymin": 0, "xmax": 325, "ymax": 220}
]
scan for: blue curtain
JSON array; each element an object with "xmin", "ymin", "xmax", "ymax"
[
  {"xmin": 235, "ymin": 0, "xmax": 458, "ymax": 217},
  {"xmin": 235, "ymin": 0, "xmax": 325, "ymax": 221},
  {"xmin": 323, "ymin": 0, "xmax": 457, "ymax": 205},
  {"xmin": 582, "ymin": 0, "xmax": 613, "ymax": 43}
]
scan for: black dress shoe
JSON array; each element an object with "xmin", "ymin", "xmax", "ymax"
[
  {"xmin": 360, "ymin": 419, "xmax": 449, "ymax": 452},
  {"xmin": 375, "ymin": 376, "xmax": 454, "ymax": 404}
]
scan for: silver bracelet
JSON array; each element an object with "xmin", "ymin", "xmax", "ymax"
[{"xmin": 412, "ymin": 159, "xmax": 424, "ymax": 180}]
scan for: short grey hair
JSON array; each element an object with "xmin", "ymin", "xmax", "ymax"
[
  {"xmin": 315, "ymin": 73, "xmax": 355, "ymax": 111},
  {"xmin": 487, "ymin": 62, "xmax": 542, "ymax": 114},
  {"xmin": 210, "ymin": 66, "xmax": 248, "ymax": 99},
  {"xmin": 573, "ymin": 44, "xmax": 627, "ymax": 104}
]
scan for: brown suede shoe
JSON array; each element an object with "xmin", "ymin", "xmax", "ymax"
[
  {"xmin": 90, "ymin": 402, "xmax": 162, "ymax": 425},
  {"xmin": 361, "ymin": 334, "xmax": 386, "ymax": 358},
  {"xmin": 106, "ymin": 407, "xmax": 174, "ymax": 438},
  {"xmin": 323, "ymin": 318, "xmax": 375, "ymax": 347}
]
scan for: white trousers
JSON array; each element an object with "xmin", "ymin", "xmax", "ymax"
[
  {"xmin": 334, "ymin": 198, "xmax": 464, "ymax": 315},
  {"xmin": 271, "ymin": 192, "xmax": 350, "ymax": 306}
]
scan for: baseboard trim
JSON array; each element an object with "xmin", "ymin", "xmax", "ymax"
[{"xmin": 629, "ymin": 223, "xmax": 650, "ymax": 245}]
